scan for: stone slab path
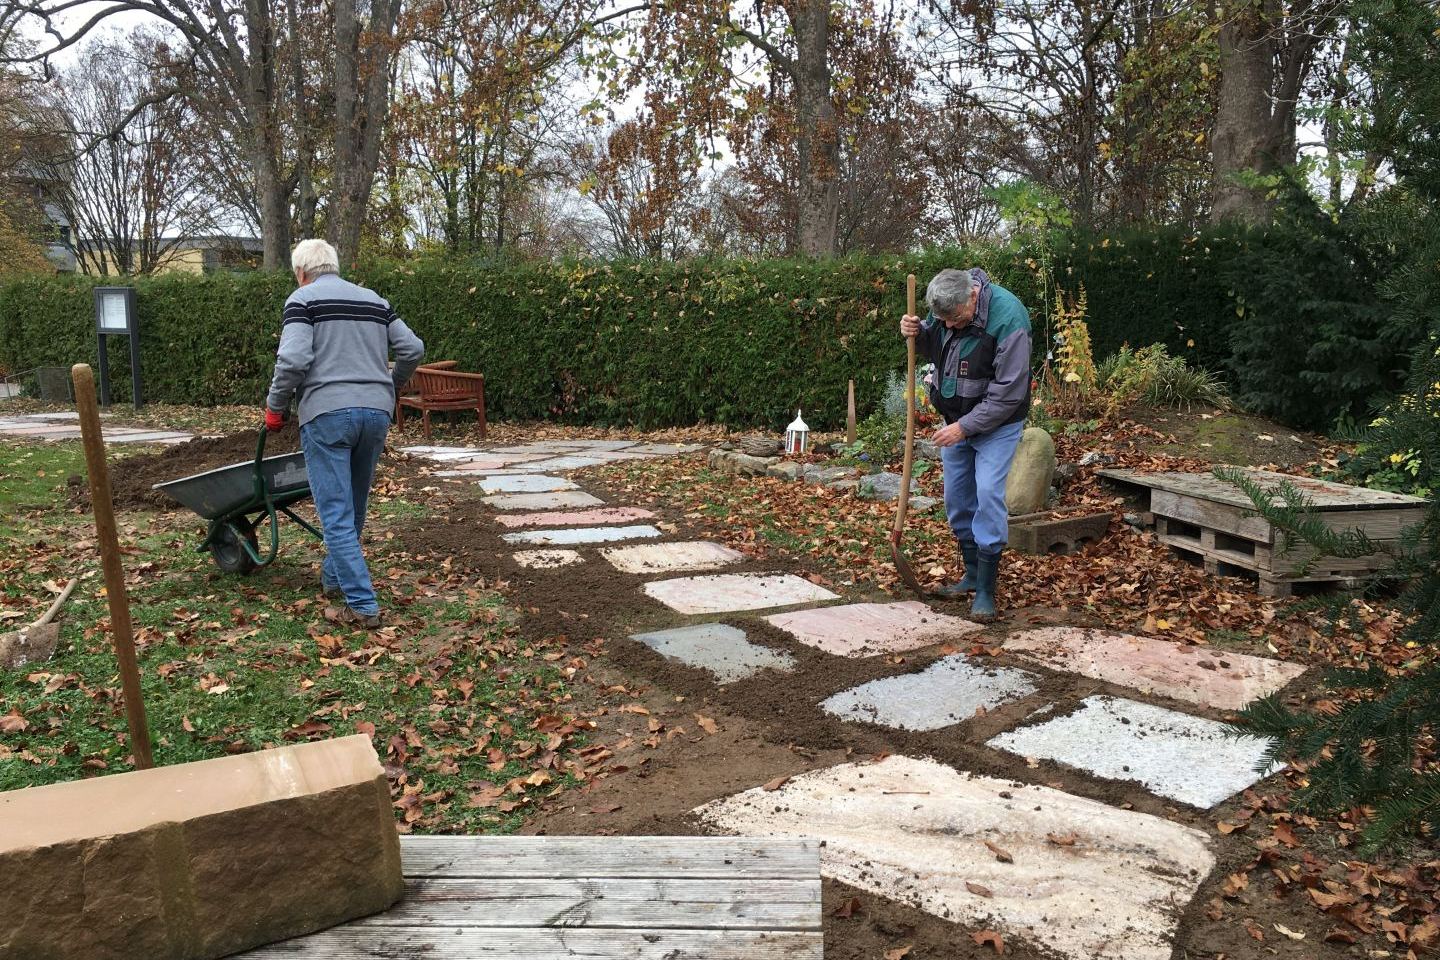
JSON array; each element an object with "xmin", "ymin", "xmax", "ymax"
[
  {"xmin": 631, "ymin": 624, "xmax": 796, "ymax": 682},
  {"xmin": 1004, "ymin": 627, "xmax": 1307, "ymax": 710},
  {"xmin": 764, "ymin": 601, "xmax": 981, "ymax": 657},
  {"xmin": 696, "ymin": 756, "xmax": 1215, "ymax": 960},
  {"xmin": 602, "ymin": 541, "xmax": 746, "ymax": 575},
  {"xmin": 643, "ymin": 573, "xmax": 839, "ymax": 615},
  {"xmin": 400, "ymin": 434, "xmax": 1310, "ymax": 959},
  {"xmin": 821, "ymin": 655, "xmax": 1038, "ymax": 730},
  {"xmin": 987, "ymin": 696, "xmax": 1280, "ymax": 808},
  {"xmin": 0, "ymin": 412, "xmax": 191, "ymax": 446}
]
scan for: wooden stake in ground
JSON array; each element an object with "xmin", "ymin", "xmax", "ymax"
[
  {"xmin": 846, "ymin": 380, "xmax": 857, "ymax": 445},
  {"xmin": 71, "ymin": 363, "xmax": 154, "ymax": 769},
  {"xmin": 889, "ymin": 275, "xmax": 926, "ymax": 598}
]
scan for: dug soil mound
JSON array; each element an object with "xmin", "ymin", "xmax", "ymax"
[{"xmin": 74, "ymin": 424, "xmax": 302, "ymax": 510}]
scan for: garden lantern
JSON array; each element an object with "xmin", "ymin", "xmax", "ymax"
[{"xmin": 785, "ymin": 410, "xmax": 810, "ymax": 454}]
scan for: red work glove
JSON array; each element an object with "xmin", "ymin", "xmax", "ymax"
[{"xmin": 263, "ymin": 408, "xmax": 286, "ymax": 432}]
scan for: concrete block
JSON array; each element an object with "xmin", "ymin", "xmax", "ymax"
[
  {"xmin": 643, "ymin": 572, "xmax": 838, "ymax": 615},
  {"xmin": 630, "ymin": 624, "xmax": 796, "ymax": 682},
  {"xmin": 513, "ymin": 549, "xmax": 585, "ymax": 569},
  {"xmin": 478, "ymin": 475, "xmax": 578, "ymax": 494},
  {"xmin": 482, "ymin": 492, "xmax": 605, "ymax": 511},
  {"xmin": 695, "ymin": 755, "xmax": 1214, "ymax": 960},
  {"xmin": 0, "ymin": 736, "xmax": 402, "ymax": 960},
  {"xmin": 601, "ymin": 541, "xmax": 746, "ymax": 574},
  {"xmin": 1004, "ymin": 627, "xmax": 1307, "ymax": 710},
  {"xmin": 763, "ymin": 601, "xmax": 981, "ymax": 658},
  {"xmin": 1008, "ymin": 510, "xmax": 1111, "ymax": 555},
  {"xmin": 493, "ymin": 507, "xmax": 656, "ymax": 529},
  {"xmin": 821, "ymin": 655, "xmax": 1038, "ymax": 730},
  {"xmin": 987, "ymin": 696, "xmax": 1281, "ymax": 808},
  {"xmin": 502, "ymin": 524, "xmax": 662, "ymax": 546},
  {"xmin": 1006, "ymin": 427, "xmax": 1057, "ymax": 515}
]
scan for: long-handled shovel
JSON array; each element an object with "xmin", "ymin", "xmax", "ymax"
[{"xmin": 889, "ymin": 273, "xmax": 926, "ymax": 598}]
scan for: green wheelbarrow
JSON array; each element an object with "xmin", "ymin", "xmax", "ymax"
[{"xmin": 153, "ymin": 429, "xmax": 323, "ymax": 573}]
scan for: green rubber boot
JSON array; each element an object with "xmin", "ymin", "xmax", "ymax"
[
  {"xmin": 970, "ymin": 551, "xmax": 1001, "ymax": 620},
  {"xmin": 933, "ymin": 542, "xmax": 979, "ymax": 598}
]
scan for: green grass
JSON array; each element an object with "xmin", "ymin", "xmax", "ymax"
[{"xmin": 0, "ymin": 441, "xmax": 586, "ymax": 834}]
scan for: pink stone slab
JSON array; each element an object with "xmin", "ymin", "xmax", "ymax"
[
  {"xmin": 764, "ymin": 601, "xmax": 982, "ymax": 658},
  {"xmin": 643, "ymin": 573, "xmax": 838, "ymax": 615},
  {"xmin": 493, "ymin": 507, "xmax": 657, "ymax": 529},
  {"xmin": 1003, "ymin": 628, "xmax": 1307, "ymax": 711}
]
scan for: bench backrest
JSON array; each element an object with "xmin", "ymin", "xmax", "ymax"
[{"xmin": 413, "ymin": 368, "xmax": 484, "ymax": 401}]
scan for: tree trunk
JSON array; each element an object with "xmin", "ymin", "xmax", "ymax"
[
  {"xmin": 791, "ymin": 0, "xmax": 839, "ymax": 257},
  {"xmin": 1210, "ymin": 10, "xmax": 1277, "ymax": 224},
  {"xmin": 329, "ymin": 0, "xmax": 401, "ymax": 265}
]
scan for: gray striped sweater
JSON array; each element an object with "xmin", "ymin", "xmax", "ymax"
[{"xmin": 266, "ymin": 272, "xmax": 425, "ymax": 426}]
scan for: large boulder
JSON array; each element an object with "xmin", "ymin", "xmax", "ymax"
[
  {"xmin": 1006, "ymin": 427, "xmax": 1058, "ymax": 515},
  {"xmin": 708, "ymin": 449, "xmax": 777, "ymax": 477}
]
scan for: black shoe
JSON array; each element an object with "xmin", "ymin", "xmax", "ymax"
[{"xmin": 970, "ymin": 551, "xmax": 1001, "ymax": 620}]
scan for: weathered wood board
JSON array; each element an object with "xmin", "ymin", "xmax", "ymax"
[
  {"xmin": 236, "ymin": 835, "xmax": 823, "ymax": 959},
  {"xmin": 1099, "ymin": 467, "xmax": 1428, "ymax": 596}
]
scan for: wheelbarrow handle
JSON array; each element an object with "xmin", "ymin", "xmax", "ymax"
[{"xmin": 240, "ymin": 425, "xmax": 282, "ymax": 568}]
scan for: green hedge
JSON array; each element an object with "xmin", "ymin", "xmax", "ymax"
[{"xmin": 0, "ymin": 229, "xmax": 1403, "ymax": 430}]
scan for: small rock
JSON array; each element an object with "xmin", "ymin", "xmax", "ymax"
[
  {"xmin": 916, "ymin": 439, "xmax": 940, "ymax": 460},
  {"xmin": 827, "ymin": 479, "xmax": 860, "ymax": 493},
  {"xmin": 766, "ymin": 461, "xmax": 805, "ymax": 482},
  {"xmin": 1078, "ymin": 451, "xmax": 1114, "ymax": 467},
  {"xmin": 910, "ymin": 496, "xmax": 940, "ymax": 513},
  {"xmin": 807, "ymin": 464, "xmax": 858, "ymax": 485},
  {"xmin": 858, "ymin": 472, "xmax": 921, "ymax": 502},
  {"xmin": 1053, "ymin": 463, "xmax": 1079, "ymax": 486}
]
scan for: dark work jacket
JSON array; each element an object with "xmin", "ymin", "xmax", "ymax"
[{"xmin": 916, "ymin": 279, "xmax": 1032, "ymax": 437}]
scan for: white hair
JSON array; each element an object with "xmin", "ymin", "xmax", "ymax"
[
  {"xmin": 291, "ymin": 239, "xmax": 340, "ymax": 278},
  {"xmin": 926, "ymin": 268, "xmax": 973, "ymax": 317}
]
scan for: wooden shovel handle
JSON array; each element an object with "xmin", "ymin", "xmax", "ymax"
[
  {"xmin": 892, "ymin": 274, "xmax": 918, "ymax": 536},
  {"xmin": 32, "ymin": 578, "xmax": 78, "ymax": 628}
]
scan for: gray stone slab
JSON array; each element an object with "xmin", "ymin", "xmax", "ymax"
[
  {"xmin": 987, "ymin": 696, "xmax": 1281, "ymax": 808},
  {"xmin": 479, "ymin": 475, "xmax": 578, "ymax": 494},
  {"xmin": 627, "ymin": 443, "xmax": 703, "ymax": 455},
  {"xmin": 546, "ymin": 440, "xmax": 639, "ymax": 450},
  {"xmin": 489, "ymin": 443, "xmax": 594, "ymax": 454},
  {"xmin": 482, "ymin": 491, "xmax": 606, "ymax": 511},
  {"xmin": 521, "ymin": 456, "xmax": 612, "ymax": 471},
  {"xmin": 630, "ymin": 624, "xmax": 796, "ymax": 683},
  {"xmin": 821, "ymin": 655, "xmax": 1039, "ymax": 731},
  {"xmin": 513, "ymin": 549, "xmax": 584, "ymax": 569},
  {"xmin": 643, "ymin": 573, "xmax": 839, "ymax": 615},
  {"xmin": 502, "ymin": 524, "xmax": 663, "ymax": 546},
  {"xmin": 601, "ymin": 541, "xmax": 746, "ymax": 574}
]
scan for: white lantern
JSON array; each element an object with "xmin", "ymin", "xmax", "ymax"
[{"xmin": 785, "ymin": 409, "xmax": 810, "ymax": 454}]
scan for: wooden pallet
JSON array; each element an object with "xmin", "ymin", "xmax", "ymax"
[
  {"xmin": 1099, "ymin": 468, "xmax": 1428, "ymax": 597},
  {"xmin": 236, "ymin": 835, "xmax": 823, "ymax": 959}
]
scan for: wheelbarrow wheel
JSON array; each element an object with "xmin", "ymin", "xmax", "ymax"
[{"xmin": 211, "ymin": 519, "xmax": 259, "ymax": 574}]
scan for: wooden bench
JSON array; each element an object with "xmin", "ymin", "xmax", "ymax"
[
  {"xmin": 236, "ymin": 835, "xmax": 822, "ymax": 959},
  {"xmin": 397, "ymin": 363, "xmax": 486, "ymax": 440}
]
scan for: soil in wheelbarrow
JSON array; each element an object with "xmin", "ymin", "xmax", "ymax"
[{"xmin": 71, "ymin": 424, "xmax": 303, "ymax": 510}]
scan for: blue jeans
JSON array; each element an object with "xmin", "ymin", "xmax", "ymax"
[
  {"xmin": 941, "ymin": 420, "xmax": 1025, "ymax": 555},
  {"xmin": 301, "ymin": 407, "xmax": 390, "ymax": 615}
]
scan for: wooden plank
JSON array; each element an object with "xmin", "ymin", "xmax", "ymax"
[
  {"xmin": 1098, "ymin": 468, "xmax": 1427, "ymax": 511},
  {"xmin": 350, "ymin": 878, "xmax": 820, "ymax": 930},
  {"xmin": 400, "ymin": 836, "xmax": 821, "ymax": 880},
  {"xmin": 1151, "ymin": 490, "xmax": 1272, "ymax": 542},
  {"xmin": 237, "ymin": 927, "xmax": 824, "ymax": 959},
  {"xmin": 1160, "ymin": 534, "xmax": 1382, "ymax": 584}
]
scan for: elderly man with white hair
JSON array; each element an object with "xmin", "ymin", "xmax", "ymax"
[
  {"xmin": 900, "ymin": 267, "xmax": 1032, "ymax": 619},
  {"xmin": 265, "ymin": 239, "xmax": 425, "ymax": 627}
]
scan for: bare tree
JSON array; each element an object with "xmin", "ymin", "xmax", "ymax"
[{"xmin": 50, "ymin": 33, "xmax": 218, "ymax": 275}]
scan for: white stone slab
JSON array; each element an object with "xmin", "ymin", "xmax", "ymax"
[
  {"xmin": 488, "ymin": 443, "xmax": 593, "ymax": 455},
  {"xmin": 479, "ymin": 475, "xmax": 579, "ymax": 494},
  {"xmin": 482, "ymin": 491, "xmax": 606, "ymax": 511},
  {"xmin": 764, "ymin": 601, "xmax": 982, "ymax": 658},
  {"xmin": 822, "ymin": 655, "xmax": 1038, "ymax": 731},
  {"xmin": 521, "ymin": 455, "xmax": 612, "ymax": 471},
  {"xmin": 493, "ymin": 507, "xmax": 656, "ymax": 529},
  {"xmin": 400, "ymin": 445, "xmax": 480, "ymax": 455},
  {"xmin": 696, "ymin": 756, "xmax": 1214, "ymax": 960},
  {"xmin": 631, "ymin": 624, "xmax": 795, "ymax": 682},
  {"xmin": 602, "ymin": 541, "xmax": 746, "ymax": 575},
  {"xmin": 513, "ymin": 549, "xmax": 584, "ymax": 569},
  {"xmin": 627, "ymin": 443, "xmax": 703, "ymax": 455},
  {"xmin": 502, "ymin": 524, "xmax": 663, "ymax": 546},
  {"xmin": 643, "ymin": 573, "xmax": 838, "ymax": 615},
  {"xmin": 1003, "ymin": 627, "xmax": 1307, "ymax": 711},
  {"xmin": 106, "ymin": 431, "xmax": 192, "ymax": 443},
  {"xmin": 987, "ymin": 696, "xmax": 1280, "ymax": 808}
]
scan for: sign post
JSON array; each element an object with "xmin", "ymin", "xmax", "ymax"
[{"xmin": 93, "ymin": 286, "xmax": 141, "ymax": 408}]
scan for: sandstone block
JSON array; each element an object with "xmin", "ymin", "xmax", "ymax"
[
  {"xmin": 0, "ymin": 735, "xmax": 403, "ymax": 960},
  {"xmin": 1006, "ymin": 427, "xmax": 1057, "ymax": 515}
]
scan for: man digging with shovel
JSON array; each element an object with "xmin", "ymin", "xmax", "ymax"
[{"xmin": 900, "ymin": 268, "xmax": 1032, "ymax": 618}]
